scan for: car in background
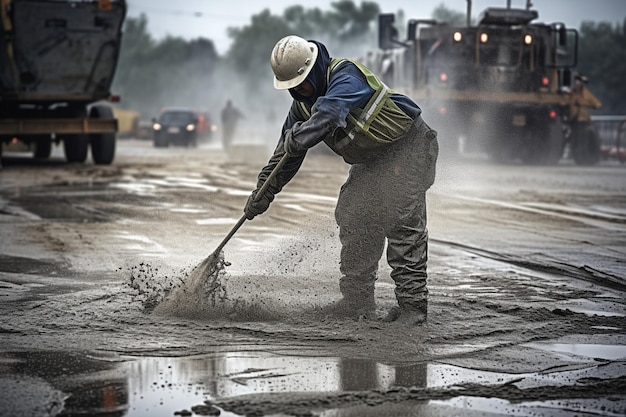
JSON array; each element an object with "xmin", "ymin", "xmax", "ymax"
[{"xmin": 152, "ymin": 107, "xmax": 215, "ymax": 147}]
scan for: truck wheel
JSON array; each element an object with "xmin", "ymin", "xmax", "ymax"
[
  {"xmin": 64, "ymin": 134, "xmax": 90, "ymax": 163},
  {"xmin": 33, "ymin": 138, "xmax": 52, "ymax": 159},
  {"xmin": 519, "ymin": 126, "xmax": 542, "ymax": 165},
  {"xmin": 537, "ymin": 120, "xmax": 563, "ymax": 165},
  {"xmin": 62, "ymin": 106, "xmax": 89, "ymax": 163},
  {"xmin": 544, "ymin": 120, "xmax": 565, "ymax": 165},
  {"xmin": 89, "ymin": 105, "xmax": 116, "ymax": 165},
  {"xmin": 520, "ymin": 119, "xmax": 563, "ymax": 165},
  {"xmin": 571, "ymin": 124, "xmax": 600, "ymax": 166}
]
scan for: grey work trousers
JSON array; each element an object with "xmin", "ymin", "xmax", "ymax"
[{"xmin": 334, "ymin": 116, "xmax": 438, "ymax": 309}]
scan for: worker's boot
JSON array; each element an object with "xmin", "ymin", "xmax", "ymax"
[
  {"xmin": 316, "ymin": 274, "xmax": 377, "ymax": 319},
  {"xmin": 382, "ymin": 299, "xmax": 427, "ymax": 325},
  {"xmin": 318, "ymin": 293, "xmax": 376, "ymax": 320}
]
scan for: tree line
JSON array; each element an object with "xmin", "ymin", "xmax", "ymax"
[{"xmin": 112, "ymin": 1, "xmax": 626, "ymax": 121}]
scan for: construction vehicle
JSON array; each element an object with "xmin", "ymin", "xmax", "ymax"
[
  {"xmin": 113, "ymin": 106, "xmax": 140, "ymax": 138},
  {"xmin": 366, "ymin": 3, "xmax": 600, "ymax": 164},
  {"xmin": 0, "ymin": 0, "xmax": 126, "ymax": 165}
]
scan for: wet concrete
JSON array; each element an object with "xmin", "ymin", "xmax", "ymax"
[{"xmin": 1, "ymin": 139, "xmax": 625, "ymax": 416}]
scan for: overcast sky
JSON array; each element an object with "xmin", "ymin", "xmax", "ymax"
[{"xmin": 127, "ymin": 0, "xmax": 626, "ymax": 54}]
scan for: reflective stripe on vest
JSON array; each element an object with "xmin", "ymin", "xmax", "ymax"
[{"xmin": 332, "ymin": 59, "xmax": 388, "ymax": 148}]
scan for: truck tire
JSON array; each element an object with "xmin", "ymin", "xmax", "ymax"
[
  {"xmin": 519, "ymin": 118, "xmax": 563, "ymax": 165},
  {"xmin": 519, "ymin": 126, "xmax": 541, "ymax": 165},
  {"xmin": 543, "ymin": 119, "xmax": 565, "ymax": 165},
  {"xmin": 63, "ymin": 106, "xmax": 89, "ymax": 163},
  {"xmin": 64, "ymin": 134, "xmax": 90, "ymax": 163},
  {"xmin": 33, "ymin": 137, "xmax": 52, "ymax": 159},
  {"xmin": 571, "ymin": 124, "xmax": 600, "ymax": 166},
  {"xmin": 535, "ymin": 119, "xmax": 563, "ymax": 165},
  {"xmin": 89, "ymin": 105, "xmax": 116, "ymax": 165}
]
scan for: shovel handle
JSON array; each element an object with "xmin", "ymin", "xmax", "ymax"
[
  {"xmin": 256, "ymin": 151, "xmax": 291, "ymax": 199},
  {"xmin": 212, "ymin": 213, "xmax": 247, "ymax": 257},
  {"xmin": 211, "ymin": 152, "xmax": 291, "ymax": 256}
]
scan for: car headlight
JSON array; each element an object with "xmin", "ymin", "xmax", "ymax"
[
  {"xmin": 186, "ymin": 124, "xmax": 196, "ymax": 132},
  {"xmin": 153, "ymin": 123, "xmax": 162, "ymax": 131}
]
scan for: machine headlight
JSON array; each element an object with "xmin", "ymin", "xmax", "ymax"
[
  {"xmin": 153, "ymin": 122, "xmax": 162, "ymax": 131},
  {"xmin": 186, "ymin": 124, "xmax": 196, "ymax": 132}
]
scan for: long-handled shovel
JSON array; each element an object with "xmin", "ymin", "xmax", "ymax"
[
  {"xmin": 200, "ymin": 152, "xmax": 291, "ymax": 294},
  {"xmin": 152, "ymin": 152, "xmax": 292, "ymax": 315}
]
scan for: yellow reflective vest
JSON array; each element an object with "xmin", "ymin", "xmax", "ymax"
[{"xmin": 297, "ymin": 58, "xmax": 414, "ymax": 163}]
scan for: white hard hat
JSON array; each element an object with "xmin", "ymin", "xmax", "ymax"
[{"xmin": 270, "ymin": 35, "xmax": 318, "ymax": 90}]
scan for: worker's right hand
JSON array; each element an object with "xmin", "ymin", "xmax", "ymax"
[{"xmin": 244, "ymin": 189, "xmax": 274, "ymax": 220}]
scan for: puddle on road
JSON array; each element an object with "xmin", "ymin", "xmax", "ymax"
[
  {"xmin": 2, "ymin": 349, "xmax": 624, "ymax": 417},
  {"xmin": 170, "ymin": 208, "xmax": 209, "ymax": 214},
  {"xmin": 196, "ymin": 217, "xmax": 241, "ymax": 226},
  {"xmin": 523, "ymin": 342, "xmax": 626, "ymax": 361},
  {"xmin": 110, "ymin": 176, "xmax": 220, "ymax": 196},
  {"xmin": 572, "ymin": 307, "xmax": 626, "ymax": 317},
  {"xmin": 110, "ymin": 181, "xmax": 158, "ymax": 196},
  {"xmin": 116, "ymin": 231, "xmax": 167, "ymax": 254}
]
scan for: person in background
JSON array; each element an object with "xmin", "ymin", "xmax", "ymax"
[
  {"xmin": 568, "ymin": 74, "xmax": 602, "ymax": 124},
  {"xmin": 565, "ymin": 73, "xmax": 603, "ymax": 164},
  {"xmin": 243, "ymin": 35, "xmax": 439, "ymax": 325},
  {"xmin": 221, "ymin": 100, "xmax": 243, "ymax": 152}
]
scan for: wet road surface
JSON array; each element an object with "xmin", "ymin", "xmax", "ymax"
[{"xmin": 1, "ymin": 137, "xmax": 625, "ymax": 416}]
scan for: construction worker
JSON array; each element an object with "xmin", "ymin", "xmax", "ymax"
[
  {"xmin": 567, "ymin": 74, "xmax": 602, "ymax": 165},
  {"xmin": 244, "ymin": 36, "xmax": 438, "ymax": 325},
  {"xmin": 221, "ymin": 100, "xmax": 243, "ymax": 152},
  {"xmin": 568, "ymin": 74, "xmax": 602, "ymax": 123}
]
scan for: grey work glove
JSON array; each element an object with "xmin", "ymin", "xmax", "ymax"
[{"xmin": 244, "ymin": 188, "xmax": 275, "ymax": 220}]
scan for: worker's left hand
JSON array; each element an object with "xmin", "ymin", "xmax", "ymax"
[
  {"xmin": 283, "ymin": 122, "xmax": 307, "ymax": 155},
  {"xmin": 244, "ymin": 189, "xmax": 274, "ymax": 220}
]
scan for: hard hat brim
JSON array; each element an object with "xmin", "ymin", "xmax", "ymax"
[{"xmin": 273, "ymin": 42, "xmax": 318, "ymax": 90}]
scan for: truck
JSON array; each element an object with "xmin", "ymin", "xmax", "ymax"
[
  {"xmin": 365, "ymin": 3, "xmax": 601, "ymax": 165},
  {"xmin": 0, "ymin": 0, "xmax": 126, "ymax": 165}
]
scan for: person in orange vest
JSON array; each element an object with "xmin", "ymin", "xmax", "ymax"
[
  {"xmin": 566, "ymin": 73, "xmax": 603, "ymax": 165},
  {"xmin": 568, "ymin": 74, "xmax": 601, "ymax": 123}
]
